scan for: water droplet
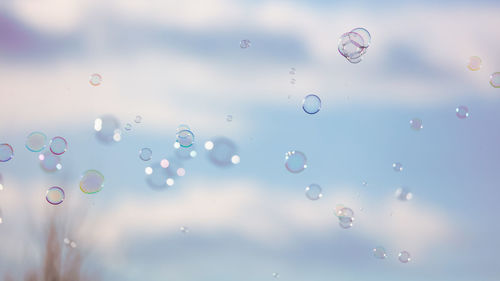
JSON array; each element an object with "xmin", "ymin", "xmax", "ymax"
[
  {"xmin": 139, "ymin": 148, "xmax": 153, "ymax": 161},
  {"xmin": 305, "ymin": 184, "xmax": 322, "ymax": 200},
  {"xmin": 302, "ymin": 94, "xmax": 321, "ymax": 114},
  {"xmin": 284, "ymin": 151, "xmax": 307, "ymax": 173}
]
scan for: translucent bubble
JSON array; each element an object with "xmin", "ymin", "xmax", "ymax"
[
  {"xmin": 80, "ymin": 170, "xmax": 104, "ymax": 194},
  {"xmin": 392, "ymin": 162, "xmax": 403, "ymax": 172},
  {"xmin": 456, "ymin": 106, "xmax": 469, "ymax": 119},
  {"xmin": 398, "ymin": 251, "xmax": 411, "ymax": 263},
  {"xmin": 231, "ymin": 155, "xmax": 240, "ymax": 164},
  {"xmin": 145, "ymin": 166, "xmax": 153, "ymax": 175},
  {"xmin": 373, "ymin": 246, "xmax": 387, "ymax": 259},
  {"xmin": 302, "ymin": 94, "xmax": 321, "ymax": 114},
  {"xmin": 337, "ymin": 207, "xmax": 354, "ymax": 219},
  {"xmin": 490, "ymin": 72, "xmax": 500, "ymax": 88},
  {"xmin": 240, "ymin": 39, "xmax": 251, "ymax": 49},
  {"xmin": 351, "ymin": 27, "xmax": 371, "ymax": 48},
  {"xmin": 176, "ymin": 129, "xmax": 195, "ymax": 148},
  {"xmin": 289, "ymin": 67, "xmax": 296, "ymax": 75},
  {"xmin": 166, "ymin": 178, "xmax": 175, "ymax": 186},
  {"xmin": 0, "ymin": 144, "xmax": 14, "ymax": 162},
  {"xmin": 46, "ymin": 186, "xmax": 65, "ymax": 205},
  {"xmin": 124, "ymin": 123, "xmax": 132, "ymax": 131},
  {"xmin": 134, "ymin": 115, "xmax": 142, "ymax": 123},
  {"xmin": 339, "ymin": 216, "xmax": 354, "ymax": 229},
  {"xmin": 395, "ymin": 187, "xmax": 413, "ymax": 201},
  {"xmin": 347, "ymin": 56, "xmax": 362, "ymax": 64},
  {"xmin": 338, "ymin": 32, "xmax": 365, "ymax": 60},
  {"xmin": 49, "ymin": 136, "xmax": 68, "ymax": 155},
  {"xmin": 226, "ymin": 115, "xmax": 233, "ymax": 122},
  {"xmin": 305, "ymin": 184, "xmax": 322, "ymax": 200},
  {"xmin": 177, "ymin": 124, "xmax": 190, "ymax": 132},
  {"xmin": 89, "ymin": 73, "xmax": 102, "ymax": 86},
  {"xmin": 177, "ymin": 168, "xmax": 186, "ymax": 177},
  {"xmin": 207, "ymin": 137, "xmax": 238, "ymax": 167},
  {"xmin": 26, "ymin": 132, "xmax": 47, "ymax": 152},
  {"xmin": 146, "ymin": 159, "xmax": 182, "ymax": 189},
  {"xmin": 467, "ymin": 56, "xmax": 482, "ymax": 71},
  {"xmin": 39, "ymin": 152, "xmax": 62, "ymax": 172},
  {"xmin": 272, "ymin": 273, "xmax": 280, "ymax": 278},
  {"xmin": 362, "ymin": 181, "xmax": 367, "ymax": 186},
  {"xmin": 180, "ymin": 226, "xmax": 189, "ymax": 234},
  {"xmin": 409, "ymin": 118, "xmax": 423, "ymax": 131},
  {"xmin": 285, "ymin": 150, "xmax": 307, "ymax": 173},
  {"xmin": 139, "ymin": 148, "xmax": 153, "ymax": 161},
  {"xmin": 94, "ymin": 115, "xmax": 121, "ymax": 144}
]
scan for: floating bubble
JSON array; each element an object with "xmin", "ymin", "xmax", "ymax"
[
  {"xmin": 94, "ymin": 115, "xmax": 121, "ymax": 144},
  {"xmin": 49, "ymin": 136, "xmax": 68, "ymax": 155},
  {"xmin": 467, "ymin": 56, "xmax": 482, "ymax": 71},
  {"xmin": 134, "ymin": 115, "xmax": 142, "ymax": 123},
  {"xmin": 351, "ymin": 27, "xmax": 371, "ymax": 48},
  {"xmin": 272, "ymin": 273, "xmax": 280, "ymax": 278},
  {"xmin": 204, "ymin": 141, "xmax": 214, "ymax": 150},
  {"xmin": 64, "ymin": 238, "xmax": 70, "ymax": 245},
  {"xmin": 302, "ymin": 94, "xmax": 321, "ymax": 114},
  {"xmin": 46, "ymin": 186, "xmax": 65, "ymax": 205},
  {"xmin": 290, "ymin": 78, "xmax": 296, "ymax": 84},
  {"xmin": 124, "ymin": 123, "xmax": 132, "ymax": 131},
  {"xmin": 337, "ymin": 207, "xmax": 354, "ymax": 219},
  {"xmin": 339, "ymin": 216, "xmax": 354, "ymax": 229},
  {"xmin": 175, "ymin": 143, "xmax": 197, "ymax": 160},
  {"xmin": 362, "ymin": 181, "xmax": 367, "ymax": 186},
  {"xmin": 80, "ymin": 170, "xmax": 105, "ymax": 194},
  {"xmin": 177, "ymin": 168, "xmax": 186, "ymax": 177},
  {"xmin": 347, "ymin": 56, "xmax": 362, "ymax": 64},
  {"xmin": 146, "ymin": 159, "xmax": 182, "ymax": 189},
  {"xmin": 285, "ymin": 150, "xmax": 307, "ymax": 173},
  {"xmin": 89, "ymin": 73, "xmax": 102, "ymax": 86},
  {"xmin": 180, "ymin": 226, "xmax": 189, "ymax": 234},
  {"xmin": 26, "ymin": 132, "xmax": 47, "ymax": 152},
  {"xmin": 395, "ymin": 187, "xmax": 413, "ymax": 201},
  {"xmin": 207, "ymin": 137, "xmax": 238, "ymax": 167},
  {"xmin": 240, "ymin": 39, "xmax": 251, "ymax": 49},
  {"xmin": 176, "ymin": 129, "xmax": 195, "ymax": 148},
  {"xmin": 226, "ymin": 115, "xmax": 233, "ymax": 122},
  {"xmin": 456, "ymin": 106, "xmax": 469, "ymax": 119},
  {"xmin": 373, "ymin": 247, "xmax": 387, "ymax": 259},
  {"xmin": 392, "ymin": 162, "xmax": 403, "ymax": 172},
  {"xmin": 305, "ymin": 184, "xmax": 322, "ymax": 200},
  {"xmin": 39, "ymin": 152, "xmax": 62, "ymax": 172},
  {"xmin": 398, "ymin": 251, "xmax": 411, "ymax": 263},
  {"xmin": 0, "ymin": 144, "xmax": 14, "ymax": 162},
  {"xmin": 289, "ymin": 67, "xmax": 296, "ymax": 75},
  {"xmin": 145, "ymin": 166, "xmax": 153, "ymax": 175},
  {"xmin": 166, "ymin": 178, "xmax": 175, "ymax": 186},
  {"xmin": 409, "ymin": 118, "xmax": 423, "ymax": 131},
  {"xmin": 490, "ymin": 72, "xmax": 500, "ymax": 88},
  {"xmin": 177, "ymin": 124, "xmax": 190, "ymax": 132},
  {"xmin": 231, "ymin": 155, "xmax": 240, "ymax": 165},
  {"xmin": 139, "ymin": 148, "xmax": 153, "ymax": 161},
  {"xmin": 338, "ymin": 32, "xmax": 365, "ymax": 60}
]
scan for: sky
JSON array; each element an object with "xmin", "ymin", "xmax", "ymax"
[{"xmin": 1, "ymin": 0, "xmax": 500, "ymax": 280}]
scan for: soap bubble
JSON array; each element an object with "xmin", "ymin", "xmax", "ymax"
[
  {"xmin": 456, "ymin": 106, "xmax": 469, "ymax": 119},
  {"xmin": 80, "ymin": 170, "xmax": 105, "ymax": 194},
  {"xmin": 347, "ymin": 56, "xmax": 362, "ymax": 64},
  {"xmin": 26, "ymin": 132, "xmax": 47, "ymax": 152},
  {"xmin": 336, "ymin": 207, "xmax": 355, "ymax": 229},
  {"xmin": 49, "ymin": 136, "xmax": 68, "ymax": 155},
  {"xmin": 176, "ymin": 129, "xmax": 195, "ymax": 148},
  {"xmin": 398, "ymin": 251, "xmax": 411, "ymax": 263},
  {"xmin": 134, "ymin": 115, "xmax": 142, "ymax": 123},
  {"xmin": 338, "ymin": 32, "xmax": 365, "ymax": 60},
  {"xmin": 305, "ymin": 184, "xmax": 322, "ymax": 200},
  {"xmin": 94, "ymin": 115, "xmax": 121, "ymax": 144},
  {"xmin": 302, "ymin": 94, "xmax": 321, "ymax": 114},
  {"xmin": 0, "ymin": 144, "xmax": 14, "ymax": 162},
  {"xmin": 289, "ymin": 67, "xmax": 296, "ymax": 75},
  {"xmin": 351, "ymin": 27, "xmax": 371, "ymax": 48},
  {"xmin": 175, "ymin": 143, "xmax": 197, "ymax": 160},
  {"xmin": 272, "ymin": 273, "xmax": 280, "ymax": 278},
  {"xmin": 467, "ymin": 56, "xmax": 482, "ymax": 71},
  {"xmin": 139, "ymin": 148, "xmax": 153, "ymax": 161},
  {"xmin": 39, "ymin": 152, "xmax": 62, "ymax": 172},
  {"xmin": 146, "ymin": 159, "xmax": 182, "ymax": 189},
  {"xmin": 490, "ymin": 72, "xmax": 500, "ymax": 88},
  {"xmin": 409, "ymin": 118, "xmax": 423, "ymax": 131},
  {"xmin": 373, "ymin": 247, "xmax": 387, "ymax": 259},
  {"xmin": 124, "ymin": 123, "xmax": 132, "ymax": 131},
  {"xmin": 339, "ymin": 216, "xmax": 354, "ymax": 229},
  {"xmin": 89, "ymin": 73, "xmax": 102, "ymax": 86},
  {"xmin": 392, "ymin": 162, "xmax": 403, "ymax": 172},
  {"xmin": 395, "ymin": 187, "xmax": 413, "ymax": 201},
  {"xmin": 285, "ymin": 150, "xmax": 307, "ymax": 173},
  {"xmin": 207, "ymin": 137, "xmax": 238, "ymax": 167},
  {"xmin": 336, "ymin": 207, "xmax": 354, "ymax": 219},
  {"xmin": 46, "ymin": 186, "xmax": 65, "ymax": 205},
  {"xmin": 240, "ymin": 39, "xmax": 251, "ymax": 49}
]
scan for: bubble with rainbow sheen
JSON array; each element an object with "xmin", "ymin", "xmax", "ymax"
[
  {"xmin": 39, "ymin": 151, "xmax": 62, "ymax": 172},
  {"xmin": 46, "ymin": 186, "xmax": 65, "ymax": 205},
  {"xmin": 351, "ymin": 27, "xmax": 371, "ymax": 48},
  {"xmin": 26, "ymin": 132, "xmax": 47, "ymax": 152},
  {"xmin": 305, "ymin": 184, "xmax": 322, "ymax": 200},
  {"xmin": 89, "ymin": 73, "xmax": 102, "ymax": 86},
  {"xmin": 467, "ymin": 56, "xmax": 482, "ymax": 71},
  {"xmin": 176, "ymin": 129, "xmax": 195, "ymax": 148},
  {"xmin": 0, "ymin": 144, "xmax": 14, "ymax": 162},
  {"xmin": 338, "ymin": 32, "xmax": 365, "ymax": 60},
  {"xmin": 49, "ymin": 136, "xmax": 68, "ymax": 155},
  {"xmin": 94, "ymin": 115, "xmax": 121, "ymax": 144},
  {"xmin": 302, "ymin": 94, "xmax": 321, "ymax": 115},
  {"xmin": 456, "ymin": 106, "xmax": 469, "ymax": 119},
  {"xmin": 80, "ymin": 170, "xmax": 104, "ymax": 194},
  {"xmin": 285, "ymin": 150, "xmax": 307, "ymax": 173},
  {"xmin": 490, "ymin": 72, "xmax": 500, "ymax": 88}
]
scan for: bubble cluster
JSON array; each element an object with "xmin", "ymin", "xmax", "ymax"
[
  {"xmin": 284, "ymin": 150, "xmax": 307, "ymax": 173},
  {"xmin": 80, "ymin": 170, "xmax": 105, "ymax": 194},
  {"xmin": 26, "ymin": 132, "xmax": 47, "ymax": 152},
  {"xmin": 490, "ymin": 72, "xmax": 500, "ymax": 88},
  {"xmin": 373, "ymin": 246, "xmax": 387, "ymax": 259},
  {"xmin": 240, "ymin": 39, "xmax": 251, "ymax": 49},
  {"xmin": 49, "ymin": 136, "xmax": 68, "ymax": 155},
  {"xmin": 398, "ymin": 251, "xmax": 411, "ymax": 263},
  {"xmin": 94, "ymin": 115, "xmax": 121, "ymax": 144},
  {"xmin": 336, "ymin": 206, "xmax": 355, "ymax": 229},
  {"xmin": 46, "ymin": 186, "xmax": 65, "ymax": 205},
  {"xmin": 302, "ymin": 94, "xmax": 321, "ymax": 114},
  {"xmin": 176, "ymin": 130, "xmax": 195, "ymax": 148},
  {"xmin": 392, "ymin": 162, "xmax": 403, "ymax": 172},
  {"xmin": 139, "ymin": 148, "xmax": 153, "ymax": 161},
  {"xmin": 89, "ymin": 73, "xmax": 102, "ymax": 86},
  {"xmin": 39, "ymin": 152, "xmax": 62, "ymax": 172},
  {"xmin": 338, "ymin": 28, "xmax": 371, "ymax": 63},
  {"xmin": 409, "ymin": 118, "xmax": 423, "ymax": 131},
  {"xmin": 467, "ymin": 56, "xmax": 482, "ymax": 71},
  {"xmin": 206, "ymin": 137, "xmax": 239, "ymax": 167},
  {"xmin": 456, "ymin": 106, "xmax": 469, "ymax": 119},
  {"xmin": 305, "ymin": 184, "xmax": 323, "ymax": 200},
  {"xmin": 0, "ymin": 144, "xmax": 14, "ymax": 162},
  {"xmin": 395, "ymin": 187, "xmax": 413, "ymax": 201}
]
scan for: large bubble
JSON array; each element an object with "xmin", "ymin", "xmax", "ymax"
[
  {"xmin": 80, "ymin": 170, "xmax": 105, "ymax": 194},
  {"xmin": 49, "ymin": 136, "xmax": 68, "ymax": 155},
  {"xmin": 206, "ymin": 137, "xmax": 238, "ymax": 167},
  {"xmin": 0, "ymin": 144, "xmax": 14, "ymax": 162},
  {"xmin": 94, "ymin": 115, "xmax": 121, "ymax": 144},
  {"xmin": 284, "ymin": 151, "xmax": 307, "ymax": 173}
]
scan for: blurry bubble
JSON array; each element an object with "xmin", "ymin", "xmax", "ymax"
[
  {"xmin": 240, "ymin": 39, "xmax": 251, "ymax": 49},
  {"xmin": 226, "ymin": 115, "xmax": 233, "ymax": 122},
  {"xmin": 70, "ymin": 241, "xmax": 77, "ymax": 248},
  {"xmin": 146, "ymin": 159, "xmax": 182, "ymax": 189},
  {"xmin": 45, "ymin": 186, "xmax": 65, "ymax": 205},
  {"xmin": 80, "ymin": 170, "xmax": 105, "ymax": 194},
  {"xmin": 392, "ymin": 162, "xmax": 403, "ymax": 172},
  {"xmin": 180, "ymin": 226, "xmax": 189, "ymax": 234},
  {"xmin": 207, "ymin": 137, "xmax": 238, "ymax": 167},
  {"xmin": 49, "ymin": 136, "xmax": 68, "ymax": 155},
  {"xmin": 467, "ymin": 56, "xmax": 482, "ymax": 71},
  {"xmin": 338, "ymin": 32, "xmax": 365, "ymax": 61},
  {"xmin": 409, "ymin": 118, "xmax": 423, "ymax": 131},
  {"xmin": 337, "ymin": 207, "xmax": 354, "ymax": 219},
  {"xmin": 89, "ymin": 73, "xmax": 102, "ymax": 86},
  {"xmin": 351, "ymin": 27, "xmax": 371, "ymax": 48},
  {"xmin": 456, "ymin": 106, "xmax": 469, "ymax": 119},
  {"xmin": 302, "ymin": 94, "xmax": 321, "ymax": 114},
  {"xmin": 204, "ymin": 141, "xmax": 214, "ymax": 150},
  {"xmin": 347, "ymin": 56, "xmax": 362, "ymax": 64},
  {"xmin": 139, "ymin": 148, "xmax": 153, "ymax": 161},
  {"xmin": 134, "ymin": 115, "xmax": 142, "ymax": 123},
  {"xmin": 373, "ymin": 247, "xmax": 387, "ymax": 259},
  {"xmin": 490, "ymin": 72, "xmax": 500, "ymax": 88},
  {"xmin": 94, "ymin": 115, "xmax": 121, "ymax": 144},
  {"xmin": 177, "ymin": 168, "xmax": 186, "ymax": 177},
  {"xmin": 39, "ymin": 151, "xmax": 62, "ymax": 172},
  {"xmin": 290, "ymin": 78, "xmax": 296, "ymax": 84},
  {"xmin": 160, "ymin": 159, "xmax": 169, "ymax": 168},
  {"xmin": 176, "ymin": 129, "xmax": 195, "ymax": 148},
  {"xmin": 339, "ymin": 216, "xmax": 354, "ymax": 229},
  {"xmin": 289, "ymin": 67, "xmax": 296, "ymax": 75},
  {"xmin": 231, "ymin": 155, "xmax": 240, "ymax": 164},
  {"xmin": 398, "ymin": 251, "xmax": 411, "ymax": 263},
  {"xmin": 362, "ymin": 181, "xmax": 367, "ymax": 186},
  {"xmin": 305, "ymin": 184, "xmax": 323, "ymax": 200},
  {"xmin": 395, "ymin": 187, "xmax": 413, "ymax": 201},
  {"xmin": 175, "ymin": 143, "xmax": 197, "ymax": 160},
  {"xmin": 190, "ymin": 151, "xmax": 197, "ymax": 158},
  {"xmin": 173, "ymin": 142, "xmax": 181, "ymax": 149},
  {"xmin": 124, "ymin": 123, "xmax": 132, "ymax": 131},
  {"xmin": 26, "ymin": 132, "xmax": 47, "ymax": 152},
  {"xmin": 272, "ymin": 273, "xmax": 280, "ymax": 278},
  {"xmin": 145, "ymin": 166, "xmax": 153, "ymax": 175},
  {"xmin": 177, "ymin": 124, "xmax": 190, "ymax": 132},
  {"xmin": 285, "ymin": 150, "xmax": 307, "ymax": 173},
  {"xmin": 64, "ymin": 238, "xmax": 70, "ymax": 245},
  {"xmin": 0, "ymin": 144, "xmax": 14, "ymax": 162}
]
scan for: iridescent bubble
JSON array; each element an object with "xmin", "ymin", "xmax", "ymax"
[
  {"xmin": 240, "ymin": 39, "xmax": 251, "ymax": 49},
  {"xmin": 139, "ymin": 148, "xmax": 153, "ymax": 161},
  {"xmin": 124, "ymin": 123, "xmax": 132, "ymax": 131},
  {"xmin": 347, "ymin": 56, "xmax": 362, "ymax": 64},
  {"xmin": 339, "ymin": 216, "xmax": 354, "ymax": 229},
  {"xmin": 39, "ymin": 152, "xmax": 62, "ymax": 172},
  {"xmin": 285, "ymin": 151, "xmax": 307, "ymax": 173},
  {"xmin": 89, "ymin": 73, "xmax": 102, "ymax": 86},
  {"xmin": 26, "ymin": 132, "xmax": 47, "ymax": 152},
  {"xmin": 351, "ymin": 27, "xmax": 371, "ymax": 48},
  {"xmin": 134, "ymin": 115, "xmax": 142, "ymax": 123},
  {"xmin": 305, "ymin": 184, "xmax": 322, "ymax": 200},
  {"xmin": 467, "ymin": 56, "xmax": 482, "ymax": 71},
  {"xmin": 80, "ymin": 170, "xmax": 105, "ymax": 194},
  {"xmin": 0, "ymin": 144, "xmax": 14, "ymax": 162},
  {"xmin": 409, "ymin": 118, "xmax": 423, "ymax": 131},
  {"xmin": 338, "ymin": 32, "xmax": 365, "ymax": 60},
  {"xmin": 398, "ymin": 251, "xmax": 411, "ymax": 263},
  {"xmin": 302, "ymin": 94, "xmax": 321, "ymax": 114},
  {"xmin": 45, "ymin": 186, "xmax": 65, "ymax": 205},
  {"xmin": 456, "ymin": 106, "xmax": 469, "ymax": 119},
  {"xmin": 94, "ymin": 115, "xmax": 121, "ymax": 144},
  {"xmin": 373, "ymin": 246, "xmax": 387, "ymax": 259},
  {"xmin": 395, "ymin": 187, "xmax": 413, "ymax": 201},
  {"xmin": 180, "ymin": 226, "xmax": 189, "ymax": 234},
  {"xmin": 272, "ymin": 273, "xmax": 280, "ymax": 278},
  {"xmin": 49, "ymin": 136, "xmax": 68, "ymax": 155},
  {"xmin": 176, "ymin": 129, "xmax": 195, "ymax": 148},
  {"xmin": 392, "ymin": 162, "xmax": 403, "ymax": 172},
  {"xmin": 490, "ymin": 72, "xmax": 500, "ymax": 88},
  {"xmin": 207, "ymin": 137, "xmax": 238, "ymax": 167},
  {"xmin": 337, "ymin": 207, "xmax": 354, "ymax": 219}
]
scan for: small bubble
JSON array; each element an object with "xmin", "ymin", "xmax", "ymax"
[
  {"xmin": 70, "ymin": 241, "xmax": 77, "ymax": 248},
  {"xmin": 305, "ymin": 184, "xmax": 322, "ymax": 200},
  {"xmin": 180, "ymin": 226, "xmax": 189, "ymax": 233},
  {"xmin": 395, "ymin": 187, "xmax": 413, "ymax": 201},
  {"xmin": 166, "ymin": 178, "xmax": 175, "ymax": 186},
  {"xmin": 398, "ymin": 251, "xmax": 411, "ymax": 263},
  {"xmin": 89, "ymin": 73, "xmax": 102, "ymax": 86},
  {"xmin": 139, "ymin": 148, "xmax": 153, "ymax": 161},
  {"xmin": 284, "ymin": 151, "xmax": 307, "ymax": 173},
  {"xmin": 362, "ymin": 181, "xmax": 367, "ymax": 186},
  {"xmin": 226, "ymin": 115, "xmax": 233, "ymax": 122},
  {"xmin": 80, "ymin": 170, "xmax": 105, "ymax": 194},
  {"xmin": 467, "ymin": 56, "xmax": 482, "ymax": 71},
  {"xmin": 134, "ymin": 115, "xmax": 142, "ymax": 123},
  {"xmin": 0, "ymin": 144, "xmax": 14, "ymax": 162},
  {"xmin": 409, "ymin": 118, "xmax": 423, "ymax": 131},
  {"xmin": 124, "ymin": 123, "xmax": 132, "ymax": 131},
  {"xmin": 373, "ymin": 246, "xmax": 387, "ymax": 259},
  {"xmin": 289, "ymin": 67, "xmax": 296, "ymax": 75},
  {"xmin": 456, "ymin": 106, "xmax": 469, "ymax": 119},
  {"xmin": 176, "ymin": 130, "xmax": 195, "ymax": 148},
  {"xmin": 46, "ymin": 186, "xmax": 65, "ymax": 205},
  {"xmin": 160, "ymin": 159, "xmax": 170, "ymax": 168},
  {"xmin": 240, "ymin": 39, "xmax": 251, "ymax": 49},
  {"xmin": 49, "ymin": 136, "xmax": 68, "ymax": 155},
  {"xmin": 272, "ymin": 272, "xmax": 280, "ymax": 278},
  {"xmin": 94, "ymin": 115, "xmax": 121, "ymax": 144},
  {"xmin": 392, "ymin": 162, "xmax": 403, "ymax": 172},
  {"xmin": 176, "ymin": 168, "xmax": 186, "ymax": 177},
  {"xmin": 302, "ymin": 94, "xmax": 321, "ymax": 114},
  {"xmin": 489, "ymin": 72, "xmax": 500, "ymax": 88},
  {"xmin": 190, "ymin": 151, "xmax": 197, "ymax": 158},
  {"xmin": 39, "ymin": 151, "xmax": 62, "ymax": 172},
  {"xmin": 290, "ymin": 78, "xmax": 296, "ymax": 84},
  {"xmin": 26, "ymin": 132, "xmax": 47, "ymax": 152}
]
